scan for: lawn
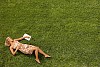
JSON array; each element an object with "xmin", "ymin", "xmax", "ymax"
[{"xmin": 0, "ymin": 0, "xmax": 99, "ymax": 67}]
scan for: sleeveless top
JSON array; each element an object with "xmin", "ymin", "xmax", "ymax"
[{"xmin": 13, "ymin": 41, "xmax": 35, "ymax": 54}]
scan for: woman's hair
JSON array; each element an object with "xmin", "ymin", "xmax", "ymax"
[{"xmin": 5, "ymin": 37, "xmax": 12, "ymax": 46}]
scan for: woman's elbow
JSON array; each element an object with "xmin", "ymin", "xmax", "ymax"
[{"xmin": 12, "ymin": 53, "xmax": 16, "ymax": 56}]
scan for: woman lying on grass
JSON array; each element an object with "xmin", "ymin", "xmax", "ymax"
[{"xmin": 5, "ymin": 36, "xmax": 51, "ymax": 63}]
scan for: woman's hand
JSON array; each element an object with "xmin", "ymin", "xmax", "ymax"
[
  {"xmin": 10, "ymin": 46, "xmax": 19, "ymax": 56},
  {"xmin": 23, "ymin": 36, "xmax": 30, "ymax": 38}
]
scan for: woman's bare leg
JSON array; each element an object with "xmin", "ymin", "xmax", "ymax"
[
  {"xmin": 34, "ymin": 47, "xmax": 40, "ymax": 63},
  {"xmin": 33, "ymin": 46, "xmax": 51, "ymax": 63},
  {"xmin": 38, "ymin": 47, "xmax": 51, "ymax": 58}
]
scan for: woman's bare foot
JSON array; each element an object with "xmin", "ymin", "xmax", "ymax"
[
  {"xmin": 35, "ymin": 59, "xmax": 40, "ymax": 64},
  {"xmin": 45, "ymin": 55, "xmax": 51, "ymax": 58}
]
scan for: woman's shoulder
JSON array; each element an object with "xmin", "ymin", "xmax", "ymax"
[
  {"xmin": 14, "ymin": 39, "xmax": 18, "ymax": 41},
  {"xmin": 10, "ymin": 45, "xmax": 14, "ymax": 49},
  {"xmin": 13, "ymin": 40, "xmax": 19, "ymax": 43}
]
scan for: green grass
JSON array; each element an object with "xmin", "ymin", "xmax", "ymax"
[{"xmin": 0, "ymin": 0, "xmax": 99, "ymax": 67}]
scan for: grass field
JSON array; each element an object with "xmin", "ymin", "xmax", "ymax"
[{"xmin": 0, "ymin": 0, "xmax": 99, "ymax": 67}]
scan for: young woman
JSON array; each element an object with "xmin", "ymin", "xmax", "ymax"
[{"xmin": 5, "ymin": 36, "xmax": 51, "ymax": 63}]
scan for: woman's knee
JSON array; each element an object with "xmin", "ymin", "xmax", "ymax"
[{"xmin": 35, "ymin": 47, "xmax": 39, "ymax": 50}]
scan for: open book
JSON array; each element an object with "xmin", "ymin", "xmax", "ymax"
[{"xmin": 23, "ymin": 33, "xmax": 31, "ymax": 41}]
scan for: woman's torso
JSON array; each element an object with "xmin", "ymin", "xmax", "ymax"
[{"xmin": 12, "ymin": 40, "xmax": 34, "ymax": 54}]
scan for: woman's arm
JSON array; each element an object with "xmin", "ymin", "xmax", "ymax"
[
  {"xmin": 10, "ymin": 46, "xmax": 19, "ymax": 56},
  {"xmin": 14, "ymin": 36, "xmax": 30, "ymax": 41}
]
